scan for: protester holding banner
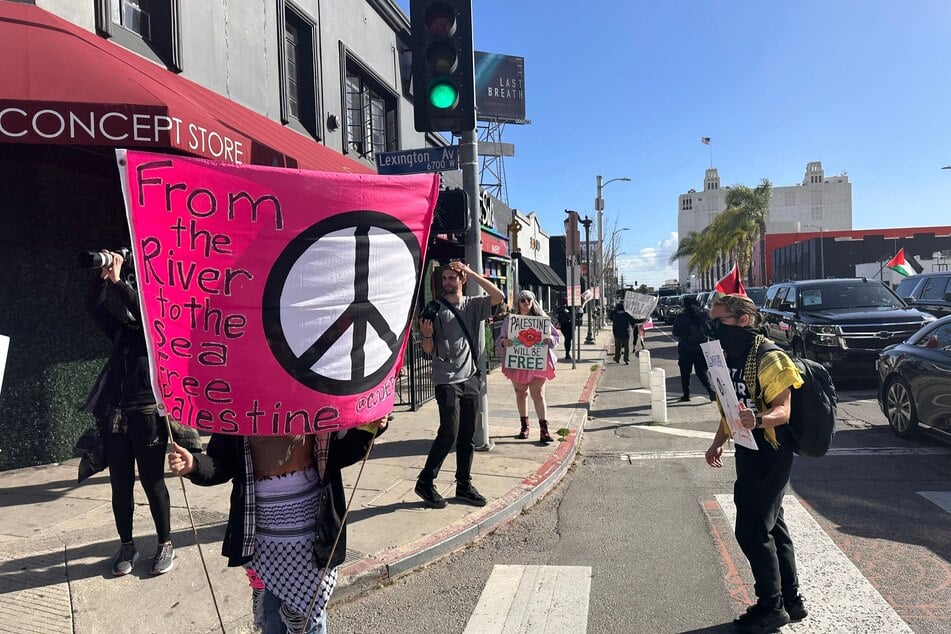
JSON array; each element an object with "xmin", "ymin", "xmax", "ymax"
[
  {"xmin": 495, "ymin": 290, "xmax": 558, "ymax": 443},
  {"xmin": 703, "ymin": 294, "xmax": 807, "ymax": 632},
  {"xmin": 672, "ymin": 295, "xmax": 716, "ymax": 402},
  {"xmin": 555, "ymin": 298, "xmax": 574, "ymax": 361},
  {"xmin": 609, "ymin": 300, "xmax": 641, "ymax": 364},
  {"xmin": 416, "ymin": 260, "xmax": 505, "ymax": 509},
  {"xmin": 81, "ymin": 251, "xmax": 175, "ymax": 577},
  {"xmin": 168, "ymin": 419, "xmax": 386, "ymax": 633}
]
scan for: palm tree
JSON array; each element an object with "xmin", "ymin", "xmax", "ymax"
[{"xmin": 723, "ymin": 179, "xmax": 772, "ymax": 283}]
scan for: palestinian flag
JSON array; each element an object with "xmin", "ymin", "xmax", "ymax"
[
  {"xmin": 886, "ymin": 248, "xmax": 915, "ymax": 277},
  {"xmin": 715, "ymin": 261, "xmax": 746, "ymax": 296}
]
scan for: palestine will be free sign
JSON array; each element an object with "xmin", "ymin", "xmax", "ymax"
[{"xmin": 117, "ymin": 150, "xmax": 439, "ymax": 435}]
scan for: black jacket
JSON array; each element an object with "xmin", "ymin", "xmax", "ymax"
[
  {"xmin": 672, "ymin": 308, "xmax": 710, "ymax": 352},
  {"xmin": 609, "ymin": 307, "xmax": 640, "ymax": 337},
  {"xmin": 187, "ymin": 427, "xmax": 382, "ymax": 567},
  {"xmin": 82, "ymin": 279, "xmax": 155, "ymax": 422}
]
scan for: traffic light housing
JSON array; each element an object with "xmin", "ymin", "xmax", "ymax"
[
  {"xmin": 410, "ymin": 0, "xmax": 475, "ymax": 133},
  {"xmin": 431, "ymin": 188, "xmax": 470, "ymax": 233}
]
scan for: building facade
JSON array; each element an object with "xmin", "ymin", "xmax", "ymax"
[
  {"xmin": 677, "ymin": 161, "xmax": 852, "ymax": 286},
  {"xmin": 0, "ymin": 0, "xmax": 458, "ymax": 469}
]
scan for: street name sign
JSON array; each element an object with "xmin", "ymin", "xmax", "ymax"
[{"xmin": 375, "ymin": 147, "xmax": 459, "ymax": 175}]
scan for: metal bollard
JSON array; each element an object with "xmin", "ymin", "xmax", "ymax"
[
  {"xmin": 650, "ymin": 367, "xmax": 668, "ymax": 423},
  {"xmin": 638, "ymin": 349, "xmax": 652, "ymax": 389}
]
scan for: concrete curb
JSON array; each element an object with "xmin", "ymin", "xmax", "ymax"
[{"xmin": 334, "ymin": 346, "xmax": 607, "ymax": 602}]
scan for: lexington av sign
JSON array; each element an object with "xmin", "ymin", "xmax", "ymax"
[{"xmin": 0, "ymin": 102, "xmax": 248, "ymax": 164}]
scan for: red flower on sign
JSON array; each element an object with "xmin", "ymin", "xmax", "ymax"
[{"xmin": 517, "ymin": 328, "xmax": 543, "ymax": 347}]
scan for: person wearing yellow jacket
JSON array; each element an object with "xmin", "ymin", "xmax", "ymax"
[{"xmin": 704, "ymin": 294, "xmax": 808, "ymax": 634}]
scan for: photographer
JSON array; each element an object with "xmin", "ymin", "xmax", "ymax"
[{"xmin": 80, "ymin": 250, "xmax": 175, "ymax": 577}]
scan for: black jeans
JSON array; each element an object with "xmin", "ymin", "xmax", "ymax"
[
  {"xmin": 613, "ymin": 332, "xmax": 631, "ymax": 362},
  {"xmin": 104, "ymin": 412, "xmax": 171, "ymax": 544},
  {"xmin": 678, "ymin": 347, "xmax": 712, "ymax": 396},
  {"xmin": 562, "ymin": 330, "xmax": 573, "ymax": 358},
  {"xmin": 419, "ymin": 376, "xmax": 480, "ymax": 484},
  {"xmin": 733, "ymin": 436, "xmax": 799, "ymax": 604}
]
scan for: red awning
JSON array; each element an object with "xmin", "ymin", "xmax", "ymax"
[{"xmin": 0, "ymin": 2, "xmax": 374, "ymax": 174}]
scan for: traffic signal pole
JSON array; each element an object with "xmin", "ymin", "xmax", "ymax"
[{"xmin": 462, "ymin": 130, "xmax": 492, "ymax": 451}]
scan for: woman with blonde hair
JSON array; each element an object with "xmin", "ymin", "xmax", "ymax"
[{"xmin": 496, "ymin": 290, "xmax": 558, "ymax": 443}]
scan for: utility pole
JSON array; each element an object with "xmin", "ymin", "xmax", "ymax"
[
  {"xmin": 462, "ymin": 130, "xmax": 492, "ymax": 452},
  {"xmin": 594, "ymin": 175, "xmax": 630, "ymax": 327},
  {"xmin": 581, "ymin": 215, "xmax": 594, "ymax": 344}
]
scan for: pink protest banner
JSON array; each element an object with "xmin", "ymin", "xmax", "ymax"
[{"xmin": 116, "ymin": 149, "xmax": 439, "ymax": 435}]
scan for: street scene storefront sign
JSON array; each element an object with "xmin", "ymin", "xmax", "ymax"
[
  {"xmin": 117, "ymin": 149, "xmax": 439, "ymax": 434},
  {"xmin": 1, "ymin": 103, "xmax": 250, "ymax": 163}
]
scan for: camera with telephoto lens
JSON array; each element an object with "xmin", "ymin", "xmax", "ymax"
[
  {"xmin": 77, "ymin": 247, "xmax": 133, "ymax": 270},
  {"xmin": 420, "ymin": 300, "xmax": 441, "ymax": 322}
]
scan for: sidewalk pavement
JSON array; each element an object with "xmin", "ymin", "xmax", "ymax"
[{"xmin": 0, "ymin": 326, "xmax": 642, "ymax": 634}]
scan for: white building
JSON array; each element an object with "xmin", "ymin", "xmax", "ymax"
[{"xmin": 676, "ymin": 161, "xmax": 852, "ymax": 286}]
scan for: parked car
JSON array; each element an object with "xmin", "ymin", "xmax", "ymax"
[
  {"xmin": 759, "ymin": 278, "xmax": 936, "ymax": 377},
  {"xmin": 877, "ymin": 315, "xmax": 951, "ymax": 440},
  {"xmin": 745, "ymin": 286, "xmax": 768, "ymax": 307},
  {"xmin": 664, "ymin": 295, "xmax": 685, "ymax": 324},
  {"xmin": 894, "ymin": 271, "xmax": 951, "ymax": 319}
]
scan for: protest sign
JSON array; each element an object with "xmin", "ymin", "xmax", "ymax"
[
  {"xmin": 623, "ymin": 291, "xmax": 658, "ymax": 319},
  {"xmin": 116, "ymin": 149, "xmax": 439, "ymax": 435},
  {"xmin": 700, "ymin": 339, "xmax": 758, "ymax": 450},
  {"xmin": 502, "ymin": 315, "xmax": 551, "ymax": 372}
]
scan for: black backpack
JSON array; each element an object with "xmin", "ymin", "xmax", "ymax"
[{"xmin": 749, "ymin": 339, "xmax": 838, "ymax": 457}]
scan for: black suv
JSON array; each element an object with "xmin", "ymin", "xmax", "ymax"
[
  {"xmin": 894, "ymin": 272, "xmax": 951, "ymax": 319},
  {"xmin": 759, "ymin": 278, "xmax": 937, "ymax": 377}
]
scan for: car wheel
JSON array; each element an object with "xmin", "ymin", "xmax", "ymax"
[{"xmin": 884, "ymin": 377, "xmax": 919, "ymax": 438}]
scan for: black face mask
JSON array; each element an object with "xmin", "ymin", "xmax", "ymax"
[{"xmin": 712, "ymin": 322, "xmax": 757, "ymax": 353}]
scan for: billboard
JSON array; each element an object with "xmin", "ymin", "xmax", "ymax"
[{"xmin": 475, "ymin": 52, "xmax": 526, "ymax": 124}]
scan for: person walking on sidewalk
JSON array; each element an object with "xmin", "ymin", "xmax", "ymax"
[
  {"xmin": 703, "ymin": 294, "xmax": 807, "ymax": 633},
  {"xmin": 416, "ymin": 260, "xmax": 505, "ymax": 509},
  {"xmin": 168, "ymin": 420, "xmax": 387, "ymax": 633},
  {"xmin": 672, "ymin": 294, "xmax": 715, "ymax": 401},
  {"xmin": 81, "ymin": 250, "xmax": 175, "ymax": 577},
  {"xmin": 608, "ymin": 301, "xmax": 640, "ymax": 364},
  {"xmin": 555, "ymin": 298, "xmax": 574, "ymax": 361},
  {"xmin": 495, "ymin": 290, "xmax": 558, "ymax": 443}
]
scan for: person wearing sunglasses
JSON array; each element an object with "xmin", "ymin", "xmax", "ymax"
[
  {"xmin": 704, "ymin": 294, "xmax": 807, "ymax": 633},
  {"xmin": 495, "ymin": 290, "xmax": 558, "ymax": 442}
]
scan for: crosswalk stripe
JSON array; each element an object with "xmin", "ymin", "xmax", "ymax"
[
  {"xmin": 464, "ymin": 565, "xmax": 592, "ymax": 634},
  {"xmin": 602, "ymin": 445, "xmax": 951, "ymax": 462},
  {"xmin": 917, "ymin": 491, "xmax": 951, "ymax": 514},
  {"xmin": 715, "ymin": 494, "xmax": 912, "ymax": 633}
]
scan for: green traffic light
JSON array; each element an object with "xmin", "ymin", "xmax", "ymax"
[{"xmin": 428, "ymin": 80, "xmax": 458, "ymax": 110}]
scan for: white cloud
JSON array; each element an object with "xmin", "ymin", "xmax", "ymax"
[{"xmin": 615, "ymin": 232, "xmax": 680, "ymax": 288}]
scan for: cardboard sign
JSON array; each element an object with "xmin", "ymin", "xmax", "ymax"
[
  {"xmin": 117, "ymin": 150, "xmax": 439, "ymax": 435},
  {"xmin": 623, "ymin": 291, "xmax": 658, "ymax": 320},
  {"xmin": 502, "ymin": 315, "xmax": 551, "ymax": 371},
  {"xmin": 700, "ymin": 339, "xmax": 758, "ymax": 451}
]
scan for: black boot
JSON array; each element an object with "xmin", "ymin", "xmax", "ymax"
[
  {"xmin": 539, "ymin": 420, "xmax": 553, "ymax": 443},
  {"xmin": 517, "ymin": 416, "xmax": 529, "ymax": 439}
]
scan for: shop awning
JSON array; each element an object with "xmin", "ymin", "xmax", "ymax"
[
  {"xmin": 519, "ymin": 258, "xmax": 565, "ymax": 288},
  {"xmin": 0, "ymin": 3, "xmax": 374, "ymax": 174}
]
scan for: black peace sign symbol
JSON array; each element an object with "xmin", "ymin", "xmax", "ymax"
[{"xmin": 262, "ymin": 210, "xmax": 421, "ymax": 395}]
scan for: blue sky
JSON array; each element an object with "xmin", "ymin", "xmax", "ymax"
[{"xmin": 396, "ymin": 1, "xmax": 951, "ymax": 287}]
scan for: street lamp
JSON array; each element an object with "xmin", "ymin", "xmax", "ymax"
[
  {"xmin": 801, "ymin": 222, "xmax": 825, "ymax": 279},
  {"xmin": 595, "ymin": 175, "xmax": 631, "ymax": 326},
  {"xmin": 580, "ymin": 215, "xmax": 594, "ymax": 344}
]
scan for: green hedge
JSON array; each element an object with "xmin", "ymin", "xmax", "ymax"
[{"xmin": 0, "ymin": 146, "xmax": 126, "ymax": 470}]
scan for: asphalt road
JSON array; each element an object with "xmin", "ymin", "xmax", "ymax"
[{"xmin": 329, "ymin": 325, "xmax": 951, "ymax": 633}]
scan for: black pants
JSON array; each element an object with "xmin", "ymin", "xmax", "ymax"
[
  {"xmin": 613, "ymin": 332, "xmax": 631, "ymax": 362},
  {"xmin": 419, "ymin": 376, "xmax": 480, "ymax": 484},
  {"xmin": 678, "ymin": 347, "xmax": 712, "ymax": 396},
  {"xmin": 562, "ymin": 330, "xmax": 574, "ymax": 358},
  {"xmin": 104, "ymin": 412, "xmax": 171, "ymax": 544},
  {"xmin": 734, "ymin": 437, "xmax": 799, "ymax": 604}
]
